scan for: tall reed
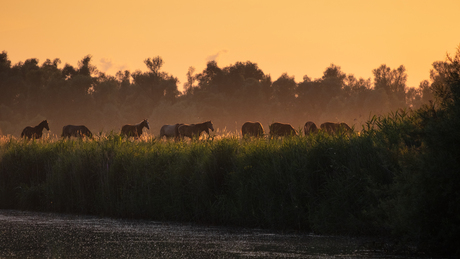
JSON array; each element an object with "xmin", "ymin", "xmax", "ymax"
[{"xmin": 0, "ymin": 132, "xmax": 392, "ymax": 233}]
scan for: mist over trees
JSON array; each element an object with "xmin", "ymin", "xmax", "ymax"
[{"xmin": 0, "ymin": 50, "xmax": 436, "ymax": 137}]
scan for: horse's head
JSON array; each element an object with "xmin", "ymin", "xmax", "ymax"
[
  {"xmin": 144, "ymin": 119, "xmax": 150, "ymax": 130},
  {"xmin": 207, "ymin": 121, "xmax": 214, "ymax": 132},
  {"xmin": 42, "ymin": 120, "xmax": 50, "ymax": 131}
]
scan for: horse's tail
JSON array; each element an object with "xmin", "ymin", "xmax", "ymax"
[
  {"xmin": 121, "ymin": 125, "xmax": 130, "ymax": 137},
  {"xmin": 177, "ymin": 125, "xmax": 186, "ymax": 138},
  {"xmin": 159, "ymin": 126, "xmax": 165, "ymax": 138},
  {"xmin": 61, "ymin": 126, "xmax": 68, "ymax": 138}
]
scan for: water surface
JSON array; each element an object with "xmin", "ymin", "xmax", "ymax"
[{"xmin": 0, "ymin": 210, "xmax": 417, "ymax": 258}]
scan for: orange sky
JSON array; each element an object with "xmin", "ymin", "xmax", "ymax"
[{"xmin": 1, "ymin": 0, "xmax": 459, "ymax": 91}]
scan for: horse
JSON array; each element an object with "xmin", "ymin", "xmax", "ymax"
[
  {"xmin": 304, "ymin": 121, "xmax": 318, "ymax": 135},
  {"xmin": 269, "ymin": 122, "xmax": 297, "ymax": 137},
  {"xmin": 320, "ymin": 122, "xmax": 352, "ymax": 135},
  {"xmin": 241, "ymin": 121, "xmax": 264, "ymax": 137},
  {"xmin": 61, "ymin": 125, "xmax": 92, "ymax": 138},
  {"xmin": 21, "ymin": 120, "xmax": 49, "ymax": 139},
  {"xmin": 178, "ymin": 121, "xmax": 214, "ymax": 140},
  {"xmin": 159, "ymin": 123, "xmax": 183, "ymax": 140},
  {"xmin": 121, "ymin": 119, "xmax": 150, "ymax": 138}
]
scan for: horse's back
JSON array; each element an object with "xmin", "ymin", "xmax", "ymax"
[
  {"xmin": 178, "ymin": 121, "xmax": 213, "ymax": 139},
  {"xmin": 121, "ymin": 124, "xmax": 131, "ymax": 132},
  {"xmin": 304, "ymin": 121, "xmax": 318, "ymax": 135},
  {"xmin": 242, "ymin": 122, "xmax": 264, "ymax": 137},
  {"xmin": 160, "ymin": 124, "xmax": 181, "ymax": 139},
  {"xmin": 269, "ymin": 122, "xmax": 296, "ymax": 137},
  {"xmin": 121, "ymin": 124, "xmax": 135, "ymax": 137},
  {"xmin": 62, "ymin": 125, "xmax": 92, "ymax": 138},
  {"xmin": 178, "ymin": 124, "xmax": 191, "ymax": 135},
  {"xmin": 21, "ymin": 127, "xmax": 30, "ymax": 136},
  {"xmin": 320, "ymin": 122, "xmax": 335, "ymax": 134},
  {"xmin": 122, "ymin": 120, "xmax": 149, "ymax": 138},
  {"xmin": 22, "ymin": 121, "xmax": 48, "ymax": 139},
  {"xmin": 320, "ymin": 122, "xmax": 351, "ymax": 134},
  {"xmin": 174, "ymin": 124, "xmax": 183, "ymax": 137},
  {"xmin": 80, "ymin": 126, "xmax": 92, "ymax": 136},
  {"xmin": 178, "ymin": 124, "xmax": 197, "ymax": 138},
  {"xmin": 340, "ymin": 122, "xmax": 352, "ymax": 133},
  {"xmin": 61, "ymin": 125, "xmax": 68, "ymax": 137},
  {"xmin": 159, "ymin": 125, "xmax": 166, "ymax": 138},
  {"xmin": 21, "ymin": 127, "xmax": 32, "ymax": 138},
  {"xmin": 61, "ymin": 125, "xmax": 73, "ymax": 137}
]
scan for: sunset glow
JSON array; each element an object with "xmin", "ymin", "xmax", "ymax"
[{"xmin": 2, "ymin": 0, "xmax": 460, "ymax": 90}]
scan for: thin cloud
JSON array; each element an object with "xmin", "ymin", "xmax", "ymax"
[
  {"xmin": 99, "ymin": 58, "xmax": 129, "ymax": 74},
  {"xmin": 206, "ymin": 49, "xmax": 228, "ymax": 62},
  {"xmin": 99, "ymin": 58, "xmax": 113, "ymax": 72}
]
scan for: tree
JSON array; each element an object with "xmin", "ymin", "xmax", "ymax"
[
  {"xmin": 343, "ymin": 74, "xmax": 371, "ymax": 97},
  {"xmin": 0, "ymin": 51, "xmax": 12, "ymax": 105},
  {"xmin": 144, "ymin": 56, "xmax": 163, "ymax": 75},
  {"xmin": 131, "ymin": 56, "xmax": 180, "ymax": 104},
  {"xmin": 222, "ymin": 61, "xmax": 265, "ymax": 96},
  {"xmin": 183, "ymin": 66, "xmax": 196, "ymax": 95},
  {"xmin": 296, "ymin": 75, "xmax": 322, "ymax": 119},
  {"xmin": 419, "ymin": 80, "xmax": 434, "ymax": 105},
  {"xmin": 372, "ymin": 64, "xmax": 407, "ymax": 108},
  {"xmin": 272, "ymin": 73, "xmax": 296, "ymax": 108},
  {"xmin": 429, "ymin": 50, "xmax": 460, "ymax": 108},
  {"xmin": 40, "ymin": 58, "xmax": 63, "ymax": 89},
  {"xmin": 116, "ymin": 70, "xmax": 131, "ymax": 88},
  {"xmin": 321, "ymin": 64, "xmax": 346, "ymax": 96},
  {"xmin": 0, "ymin": 51, "xmax": 11, "ymax": 75},
  {"xmin": 77, "ymin": 55, "xmax": 98, "ymax": 77},
  {"xmin": 195, "ymin": 60, "xmax": 224, "ymax": 92},
  {"xmin": 405, "ymin": 87, "xmax": 422, "ymax": 109}
]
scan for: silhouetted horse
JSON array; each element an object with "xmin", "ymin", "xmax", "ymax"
[
  {"xmin": 178, "ymin": 121, "xmax": 214, "ymax": 139},
  {"xmin": 269, "ymin": 122, "xmax": 297, "ymax": 137},
  {"xmin": 121, "ymin": 119, "xmax": 150, "ymax": 138},
  {"xmin": 61, "ymin": 125, "xmax": 92, "ymax": 138},
  {"xmin": 320, "ymin": 122, "xmax": 352, "ymax": 135},
  {"xmin": 304, "ymin": 121, "xmax": 318, "ymax": 135},
  {"xmin": 241, "ymin": 121, "xmax": 264, "ymax": 137},
  {"xmin": 21, "ymin": 120, "xmax": 49, "ymax": 139},
  {"xmin": 160, "ymin": 123, "xmax": 183, "ymax": 140}
]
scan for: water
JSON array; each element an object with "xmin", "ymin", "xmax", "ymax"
[{"xmin": 0, "ymin": 210, "xmax": 419, "ymax": 258}]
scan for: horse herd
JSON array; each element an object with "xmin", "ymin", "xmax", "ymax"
[
  {"xmin": 20, "ymin": 120, "xmax": 150, "ymax": 140},
  {"xmin": 243, "ymin": 121, "xmax": 352, "ymax": 137},
  {"xmin": 19, "ymin": 119, "xmax": 352, "ymax": 140}
]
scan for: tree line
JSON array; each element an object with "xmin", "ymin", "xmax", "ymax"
[{"xmin": 0, "ymin": 50, "xmax": 438, "ymax": 137}]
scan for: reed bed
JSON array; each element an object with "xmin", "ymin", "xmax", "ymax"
[{"xmin": 0, "ymin": 132, "xmax": 390, "ymax": 232}]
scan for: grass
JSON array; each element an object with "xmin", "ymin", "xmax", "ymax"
[{"xmin": 0, "ymin": 131, "xmax": 388, "ymax": 230}]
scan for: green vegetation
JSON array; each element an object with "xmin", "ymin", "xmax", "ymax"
[
  {"xmin": 1, "ymin": 47, "xmax": 460, "ymax": 257},
  {"xmin": 0, "ymin": 133, "xmax": 390, "ymax": 229}
]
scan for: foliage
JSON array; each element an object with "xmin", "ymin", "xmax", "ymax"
[
  {"xmin": 0, "ymin": 133, "xmax": 386, "ymax": 232},
  {"xmin": 361, "ymin": 46, "xmax": 460, "ymax": 257}
]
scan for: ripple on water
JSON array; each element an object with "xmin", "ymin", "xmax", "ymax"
[{"xmin": 0, "ymin": 210, "xmax": 420, "ymax": 258}]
